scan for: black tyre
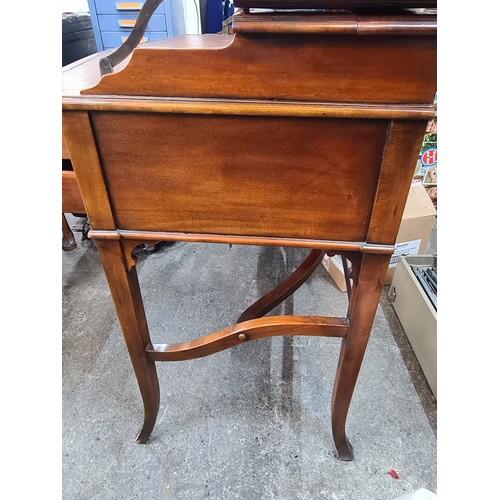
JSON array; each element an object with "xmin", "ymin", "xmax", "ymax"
[{"xmin": 62, "ymin": 12, "xmax": 97, "ymax": 67}]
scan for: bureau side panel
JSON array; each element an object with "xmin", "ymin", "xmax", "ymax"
[{"xmin": 91, "ymin": 112, "xmax": 388, "ymax": 241}]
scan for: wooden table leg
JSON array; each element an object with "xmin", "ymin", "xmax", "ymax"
[
  {"xmin": 238, "ymin": 249, "xmax": 325, "ymax": 323},
  {"xmin": 62, "ymin": 213, "xmax": 77, "ymax": 251},
  {"xmin": 96, "ymin": 239, "xmax": 160, "ymax": 443},
  {"xmin": 331, "ymin": 253, "xmax": 391, "ymax": 460}
]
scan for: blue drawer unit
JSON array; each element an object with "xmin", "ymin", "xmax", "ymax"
[
  {"xmin": 100, "ymin": 31, "xmax": 167, "ymax": 47},
  {"xmin": 97, "ymin": 14, "xmax": 167, "ymax": 31},
  {"xmin": 88, "ymin": 1, "xmax": 174, "ymax": 50}
]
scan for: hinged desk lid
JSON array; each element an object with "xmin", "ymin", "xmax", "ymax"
[{"xmin": 233, "ymin": 0, "xmax": 436, "ymax": 9}]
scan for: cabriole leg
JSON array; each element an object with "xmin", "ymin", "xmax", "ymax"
[
  {"xmin": 62, "ymin": 213, "xmax": 77, "ymax": 251},
  {"xmin": 331, "ymin": 253, "xmax": 391, "ymax": 460},
  {"xmin": 96, "ymin": 239, "xmax": 160, "ymax": 443}
]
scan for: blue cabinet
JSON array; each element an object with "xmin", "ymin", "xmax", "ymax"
[{"xmin": 88, "ymin": 1, "xmax": 174, "ymax": 50}]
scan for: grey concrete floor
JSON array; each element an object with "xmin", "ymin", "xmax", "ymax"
[{"xmin": 62, "ymin": 217, "xmax": 437, "ymax": 500}]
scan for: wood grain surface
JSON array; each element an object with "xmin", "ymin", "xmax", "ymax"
[
  {"xmin": 91, "ymin": 112, "xmax": 387, "ymax": 241},
  {"xmin": 82, "ymin": 33, "xmax": 436, "ymax": 104}
]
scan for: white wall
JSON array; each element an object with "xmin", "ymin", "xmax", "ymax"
[{"xmin": 182, "ymin": 0, "xmax": 201, "ymax": 34}]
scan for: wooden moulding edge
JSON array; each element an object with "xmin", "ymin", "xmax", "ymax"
[
  {"xmin": 232, "ymin": 13, "xmax": 437, "ymax": 36},
  {"xmin": 62, "ymin": 97, "xmax": 435, "ymax": 120},
  {"xmin": 88, "ymin": 229, "xmax": 395, "ymax": 255}
]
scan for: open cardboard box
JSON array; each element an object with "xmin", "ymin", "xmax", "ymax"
[
  {"xmin": 389, "ymin": 255, "xmax": 437, "ymax": 398},
  {"xmin": 322, "ymin": 183, "xmax": 436, "ymax": 290}
]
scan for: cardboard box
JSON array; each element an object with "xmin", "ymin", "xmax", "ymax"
[
  {"xmin": 322, "ymin": 184, "xmax": 436, "ymax": 290},
  {"xmin": 387, "ymin": 183, "xmax": 437, "ymax": 284},
  {"xmin": 322, "ymin": 254, "xmax": 352, "ymax": 293},
  {"xmin": 389, "ymin": 255, "xmax": 437, "ymax": 398}
]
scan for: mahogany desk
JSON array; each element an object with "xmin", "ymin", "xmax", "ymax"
[
  {"xmin": 62, "ymin": 130, "xmax": 85, "ymax": 251},
  {"xmin": 62, "ymin": 4, "xmax": 436, "ymax": 460}
]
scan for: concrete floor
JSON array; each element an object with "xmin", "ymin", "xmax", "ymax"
[{"xmin": 62, "ymin": 217, "xmax": 437, "ymax": 500}]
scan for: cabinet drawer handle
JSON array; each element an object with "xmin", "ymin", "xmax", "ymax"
[
  {"xmin": 118, "ymin": 19, "xmax": 137, "ymax": 28},
  {"xmin": 116, "ymin": 2, "xmax": 143, "ymax": 9},
  {"xmin": 121, "ymin": 35, "xmax": 148, "ymax": 43}
]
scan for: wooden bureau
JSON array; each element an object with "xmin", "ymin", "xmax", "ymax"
[{"xmin": 62, "ymin": 0, "xmax": 436, "ymax": 460}]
